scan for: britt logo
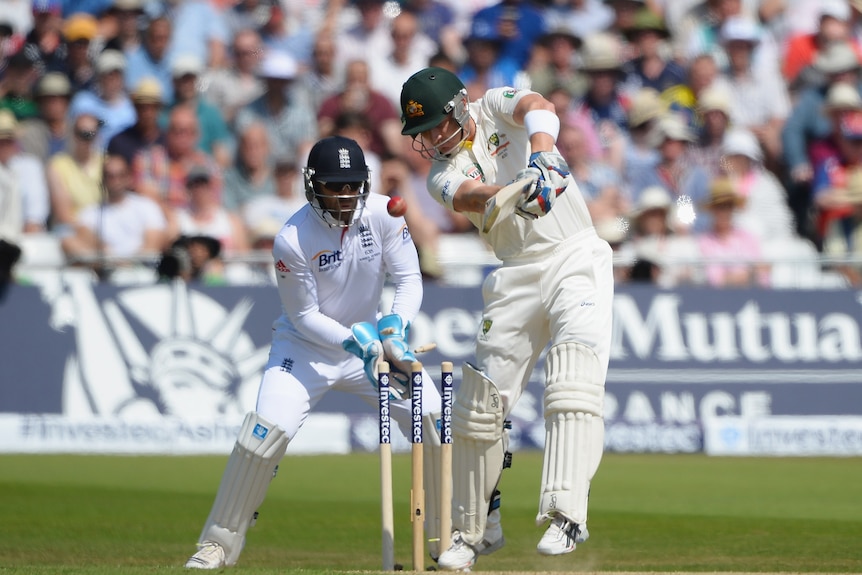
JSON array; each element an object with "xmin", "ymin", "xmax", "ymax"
[{"xmin": 316, "ymin": 249, "xmax": 343, "ymax": 271}]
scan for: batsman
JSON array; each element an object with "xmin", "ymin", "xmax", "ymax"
[
  {"xmin": 183, "ymin": 136, "xmax": 445, "ymax": 569},
  {"xmin": 399, "ymin": 68, "xmax": 614, "ymax": 570}
]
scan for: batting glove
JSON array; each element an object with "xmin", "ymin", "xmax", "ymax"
[
  {"xmin": 377, "ymin": 314, "xmax": 416, "ymax": 388},
  {"xmin": 515, "ymin": 152, "xmax": 571, "ymax": 219}
]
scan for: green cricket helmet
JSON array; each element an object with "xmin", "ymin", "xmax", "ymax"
[{"xmin": 400, "ymin": 67, "xmax": 470, "ymax": 136}]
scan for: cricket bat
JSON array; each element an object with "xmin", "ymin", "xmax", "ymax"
[{"xmin": 481, "ymin": 176, "xmax": 538, "ymax": 234}]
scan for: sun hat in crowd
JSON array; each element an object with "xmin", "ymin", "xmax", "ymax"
[
  {"xmin": 722, "ymin": 127, "xmax": 763, "ymax": 162},
  {"xmin": 703, "ymin": 178, "xmax": 745, "ymax": 209},
  {"xmin": 627, "ymin": 87, "xmax": 665, "ymax": 127},
  {"xmin": 132, "ymin": 77, "xmax": 164, "ymax": 104},
  {"xmin": 186, "ymin": 165, "xmax": 212, "ymax": 187},
  {"xmin": 720, "ymin": 16, "xmax": 761, "ymax": 46},
  {"xmin": 35, "ymin": 72, "xmax": 72, "ymax": 98},
  {"xmin": 62, "ymin": 13, "xmax": 99, "ymax": 42},
  {"xmin": 580, "ymin": 32, "xmax": 624, "ymax": 72},
  {"xmin": 631, "ymin": 185, "xmax": 672, "ymax": 219},
  {"xmin": 258, "ymin": 49, "xmax": 297, "ymax": 80},
  {"xmin": 697, "ymin": 84, "xmax": 732, "ymax": 117},
  {"xmin": 820, "ymin": 0, "xmax": 852, "ymax": 21},
  {"xmin": 650, "ymin": 113, "xmax": 695, "ymax": 145},
  {"xmin": 823, "ymin": 82, "xmax": 862, "ymax": 114},
  {"xmin": 623, "ymin": 8, "xmax": 670, "ymax": 41},
  {"xmin": 539, "ymin": 22, "xmax": 581, "ymax": 49},
  {"xmin": 0, "ymin": 110, "xmax": 18, "ymax": 139},
  {"xmin": 814, "ymin": 42, "xmax": 861, "ymax": 75},
  {"xmin": 96, "ymin": 50, "xmax": 126, "ymax": 74},
  {"xmin": 172, "ymin": 55, "xmax": 204, "ymax": 78}
]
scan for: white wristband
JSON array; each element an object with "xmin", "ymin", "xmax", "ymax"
[{"xmin": 523, "ymin": 109, "xmax": 560, "ymax": 141}]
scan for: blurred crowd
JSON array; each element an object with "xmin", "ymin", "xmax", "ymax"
[{"xmin": 2, "ymin": 0, "xmax": 862, "ymax": 288}]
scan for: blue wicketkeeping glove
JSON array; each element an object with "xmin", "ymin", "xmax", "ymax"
[
  {"xmin": 377, "ymin": 314, "xmax": 416, "ymax": 386},
  {"xmin": 343, "ymin": 321, "xmax": 407, "ymax": 399},
  {"xmin": 515, "ymin": 151, "xmax": 571, "ymax": 219}
]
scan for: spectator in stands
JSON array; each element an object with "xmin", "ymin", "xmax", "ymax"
[
  {"xmin": 571, "ymin": 32, "xmax": 630, "ymax": 164},
  {"xmin": 721, "ymin": 127, "xmax": 797, "ymax": 243},
  {"xmin": 675, "ymin": 0, "xmax": 748, "ymax": 68},
  {"xmin": 783, "ymin": 0, "xmax": 858, "ymax": 91},
  {"xmin": 528, "ymin": 23, "xmax": 585, "ymax": 100},
  {"xmin": 258, "ymin": 0, "xmax": 315, "ymax": 67},
  {"xmin": 46, "ymin": 109, "xmax": 104, "ymax": 229},
  {"xmin": 401, "ymin": 0, "xmax": 462, "ymax": 63},
  {"xmin": 223, "ymin": 121, "xmax": 275, "ymax": 212},
  {"xmin": 125, "ymin": 16, "xmax": 174, "ymax": 104},
  {"xmin": 166, "ymin": 55, "xmax": 232, "ymax": 168},
  {"xmin": 628, "ymin": 113, "xmax": 711, "ymax": 232},
  {"xmin": 542, "ymin": 0, "xmax": 613, "ymax": 40},
  {"xmin": 624, "ymin": 184, "xmax": 701, "ymax": 287},
  {"xmin": 163, "ymin": 0, "xmax": 229, "ymax": 69},
  {"xmin": 169, "ymin": 165, "xmax": 249, "ymax": 255},
  {"xmin": 242, "ymin": 157, "xmax": 305, "ymax": 250},
  {"xmin": 22, "ymin": 0, "xmax": 67, "ymax": 76},
  {"xmin": 621, "ymin": 87, "xmax": 663, "ymax": 188},
  {"xmin": 620, "ymin": 8, "xmax": 686, "ymax": 98},
  {"xmin": 102, "ymin": 0, "xmax": 146, "ymax": 54},
  {"xmin": 200, "ymin": 28, "xmax": 264, "ymax": 125},
  {"xmin": 458, "ymin": 21, "xmax": 523, "ymax": 101},
  {"xmin": 0, "ymin": 51, "xmax": 40, "ymax": 120},
  {"xmin": 107, "ymin": 77, "xmax": 165, "ymax": 167},
  {"xmin": 0, "ymin": 146, "xmax": 22, "ymax": 297},
  {"xmin": 61, "ymin": 13, "xmax": 99, "ymax": 93},
  {"xmin": 782, "ymin": 42, "xmax": 862, "ymax": 239},
  {"xmin": 370, "ymin": 11, "xmax": 435, "ymax": 110},
  {"xmin": 157, "ymin": 233, "xmax": 226, "ymax": 284},
  {"xmin": 0, "ymin": 111, "xmax": 50, "ymax": 234},
  {"xmin": 317, "ymin": 59, "xmax": 401, "ymax": 159},
  {"xmin": 557, "ymin": 122, "xmax": 630, "ymax": 225},
  {"xmin": 69, "ymin": 50, "xmax": 136, "ymax": 147},
  {"xmin": 295, "ymin": 33, "xmax": 341, "ymax": 114},
  {"xmin": 61, "ymin": 154, "xmax": 167, "ymax": 265},
  {"xmin": 236, "ymin": 49, "xmax": 317, "ymax": 166},
  {"xmin": 18, "ymin": 72, "xmax": 72, "ymax": 163},
  {"xmin": 697, "ymin": 176, "xmax": 770, "ymax": 287},
  {"xmin": 717, "ymin": 16, "xmax": 790, "ymax": 170},
  {"xmin": 685, "ymin": 83, "xmax": 732, "ymax": 178},
  {"xmin": 134, "ymin": 103, "xmax": 222, "ymax": 212},
  {"xmin": 811, "ymin": 109, "xmax": 862, "ymax": 254},
  {"xmin": 470, "ymin": 0, "xmax": 547, "ymax": 70},
  {"xmin": 603, "ymin": 0, "xmax": 645, "ymax": 60}
]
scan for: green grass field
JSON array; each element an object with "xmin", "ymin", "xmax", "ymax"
[{"xmin": 0, "ymin": 452, "xmax": 860, "ymax": 574}]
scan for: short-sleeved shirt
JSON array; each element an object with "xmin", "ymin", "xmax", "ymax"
[{"xmin": 77, "ymin": 193, "xmax": 166, "ymax": 257}]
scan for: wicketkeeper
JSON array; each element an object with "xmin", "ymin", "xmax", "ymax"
[
  {"xmin": 184, "ymin": 136, "xmax": 445, "ymax": 569},
  {"xmin": 399, "ymin": 68, "xmax": 614, "ymax": 571}
]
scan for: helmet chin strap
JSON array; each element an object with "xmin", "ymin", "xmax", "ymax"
[{"xmin": 414, "ymin": 119, "xmax": 471, "ymax": 162}]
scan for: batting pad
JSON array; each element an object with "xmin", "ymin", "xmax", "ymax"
[
  {"xmin": 451, "ymin": 363, "xmax": 505, "ymax": 547},
  {"xmin": 423, "ymin": 412, "xmax": 443, "ymax": 558},
  {"xmin": 199, "ymin": 411, "xmax": 289, "ymax": 565},
  {"xmin": 536, "ymin": 342, "xmax": 604, "ymax": 526}
]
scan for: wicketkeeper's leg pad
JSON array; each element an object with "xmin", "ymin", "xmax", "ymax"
[
  {"xmin": 198, "ymin": 411, "xmax": 289, "ymax": 566},
  {"xmin": 423, "ymin": 412, "xmax": 443, "ymax": 558},
  {"xmin": 451, "ymin": 363, "xmax": 506, "ymax": 547},
  {"xmin": 536, "ymin": 342, "xmax": 605, "ymax": 526}
]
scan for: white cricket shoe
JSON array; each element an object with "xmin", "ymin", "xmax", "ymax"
[
  {"xmin": 185, "ymin": 541, "xmax": 226, "ymax": 569},
  {"xmin": 437, "ymin": 530, "xmax": 478, "ymax": 571},
  {"xmin": 477, "ymin": 509, "xmax": 505, "ymax": 555},
  {"xmin": 536, "ymin": 515, "xmax": 588, "ymax": 556}
]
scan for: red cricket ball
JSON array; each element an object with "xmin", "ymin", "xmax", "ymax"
[{"xmin": 387, "ymin": 196, "xmax": 407, "ymax": 218}]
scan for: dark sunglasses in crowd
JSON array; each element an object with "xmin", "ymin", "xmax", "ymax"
[{"xmin": 75, "ymin": 128, "xmax": 99, "ymax": 141}]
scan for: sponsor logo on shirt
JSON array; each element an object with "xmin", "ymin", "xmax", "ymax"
[
  {"xmin": 275, "ymin": 260, "xmax": 290, "ymax": 274},
  {"xmin": 503, "ymin": 89, "xmax": 517, "ymax": 98},
  {"xmin": 400, "ymin": 224, "xmax": 411, "ymax": 243},
  {"xmin": 315, "ymin": 249, "xmax": 343, "ymax": 271},
  {"xmin": 487, "ymin": 132, "xmax": 510, "ymax": 157},
  {"xmin": 464, "ymin": 163, "xmax": 485, "ymax": 182}
]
